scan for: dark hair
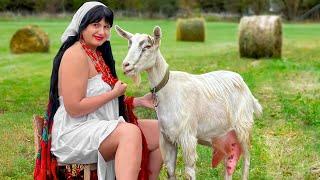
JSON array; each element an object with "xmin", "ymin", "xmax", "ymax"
[{"xmin": 48, "ymin": 5, "xmax": 127, "ymax": 121}]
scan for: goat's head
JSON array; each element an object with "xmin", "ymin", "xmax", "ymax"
[{"xmin": 115, "ymin": 25, "xmax": 161, "ymax": 83}]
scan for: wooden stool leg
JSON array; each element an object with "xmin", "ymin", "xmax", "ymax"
[{"xmin": 84, "ymin": 165, "xmax": 90, "ymax": 180}]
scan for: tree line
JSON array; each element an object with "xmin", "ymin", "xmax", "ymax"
[{"xmin": 0, "ymin": 0, "xmax": 319, "ymax": 20}]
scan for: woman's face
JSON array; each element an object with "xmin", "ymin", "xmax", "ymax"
[{"xmin": 81, "ymin": 18, "xmax": 111, "ymax": 48}]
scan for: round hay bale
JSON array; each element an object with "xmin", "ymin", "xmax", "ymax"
[
  {"xmin": 10, "ymin": 25, "xmax": 49, "ymax": 54},
  {"xmin": 238, "ymin": 15, "xmax": 282, "ymax": 59},
  {"xmin": 176, "ymin": 18, "xmax": 205, "ymax": 42}
]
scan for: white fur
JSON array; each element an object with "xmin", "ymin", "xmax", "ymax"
[{"xmin": 115, "ymin": 25, "xmax": 262, "ymax": 180}]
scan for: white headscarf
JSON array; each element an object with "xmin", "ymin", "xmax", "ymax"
[{"xmin": 60, "ymin": 1, "xmax": 106, "ymax": 43}]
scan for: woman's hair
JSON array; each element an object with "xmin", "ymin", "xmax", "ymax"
[{"xmin": 48, "ymin": 5, "xmax": 127, "ymax": 121}]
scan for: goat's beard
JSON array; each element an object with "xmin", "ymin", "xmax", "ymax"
[{"xmin": 129, "ymin": 72, "xmax": 141, "ymax": 86}]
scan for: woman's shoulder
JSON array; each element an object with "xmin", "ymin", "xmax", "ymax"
[
  {"xmin": 61, "ymin": 41, "xmax": 88, "ymax": 69},
  {"xmin": 62, "ymin": 42, "xmax": 88, "ymax": 64},
  {"xmin": 64, "ymin": 41, "xmax": 86, "ymax": 59}
]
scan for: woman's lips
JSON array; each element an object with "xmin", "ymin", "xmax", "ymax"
[{"xmin": 93, "ymin": 35, "xmax": 103, "ymax": 41}]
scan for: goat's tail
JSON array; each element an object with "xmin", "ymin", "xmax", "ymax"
[{"xmin": 252, "ymin": 96, "xmax": 262, "ymax": 118}]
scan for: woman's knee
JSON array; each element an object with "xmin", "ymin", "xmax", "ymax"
[
  {"xmin": 98, "ymin": 123, "xmax": 141, "ymax": 161},
  {"xmin": 118, "ymin": 123, "xmax": 142, "ymax": 143},
  {"xmin": 138, "ymin": 120, "xmax": 160, "ymax": 150}
]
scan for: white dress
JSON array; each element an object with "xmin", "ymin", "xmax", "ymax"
[{"xmin": 51, "ymin": 74, "xmax": 125, "ymax": 180}]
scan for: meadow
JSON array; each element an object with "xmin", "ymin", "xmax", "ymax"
[{"xmin": 0, "ymin": 17, "xmax": 319, "ymax": 179}]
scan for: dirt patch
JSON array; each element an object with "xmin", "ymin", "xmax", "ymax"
[
  {"xmin": 258, "ymin": 84, "xmax": 282, "ymax": 114},
  {"xmin": 288, "ymin": 72, "xmax": 319, "ymax": 94},
  {"xmin": 310, "ymin": 162, "xmax": 320, "ymax": 178}
]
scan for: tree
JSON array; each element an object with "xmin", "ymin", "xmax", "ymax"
[
  {"xmin": 5, "ymin": 0, "xmax": 35, "ymax": 12},
  {"xmin": 198, "ymin": 0, "xmax": 225, "ymax": 12},
  {"xmin": 271, "ymin": 0, "xmax": 303, "ymax": 20},
  {"xmin": 282, "ymin": 0, "xmax": 302, "ymax": 20},
  {"xmin": 248, "ymin": 0, "xmax": 269, "ymax": 15},
  {"xmin": 0, "ymin": 0, "xmax": 10, "ymax": 11},
  {"xmin": 223, "ymin": 0, "xmax": 242, "ymax": 14},
  {"xmin": 178, "ymin": 0, "xmax": 200, "ymax": 17}
]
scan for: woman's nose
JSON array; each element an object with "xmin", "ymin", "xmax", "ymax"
[{"xmin": 98, "ymin": 28, "xmax": 105, "ymax": 34}]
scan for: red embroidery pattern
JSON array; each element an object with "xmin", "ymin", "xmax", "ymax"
[{"xmin": 80, "ymin": 40, "xmax": 118, "ymax": 86}]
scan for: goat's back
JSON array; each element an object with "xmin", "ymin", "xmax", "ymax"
[{"xmin": 156, "ymin": 70, "xmax": 260, "ymax": 142}]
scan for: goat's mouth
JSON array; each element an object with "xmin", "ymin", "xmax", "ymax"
[{"xmin": 123, "ymin": 68, "xmax": 135, "ymax": 76}]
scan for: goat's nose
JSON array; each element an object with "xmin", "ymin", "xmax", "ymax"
[{"xmin": 123, "ymin": 62, "xmax": 130, "ymax": 67}]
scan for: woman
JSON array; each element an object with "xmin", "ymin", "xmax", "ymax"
[{"xmin": 45, "ymin": 2, "xmax": 162, "ymax": 180}]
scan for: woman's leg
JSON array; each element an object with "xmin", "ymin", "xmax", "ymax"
[
  {"xmin": 138, "ymin": 119, "xmax": 163, "ymax": 180},
  {"xmin": 98, "ymin": 122, "xmax": 142, "ymax": 180}
]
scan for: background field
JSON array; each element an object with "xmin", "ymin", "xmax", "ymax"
[{"xmin": 0, "ymin": 18, "xmax": 319, "ymax": 179}]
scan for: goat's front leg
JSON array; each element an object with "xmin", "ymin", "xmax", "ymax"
[
  {"xmin": 180, "ymin": 133, "xmax": 198, "ymax": 180},
  {"xmin": 159, "ymin": 132, "xmax": 177, "ymax": 180}
]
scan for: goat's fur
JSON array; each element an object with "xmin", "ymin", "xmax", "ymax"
[{"xmin": 115, "ymin": 25, "xmax": 262, "ymax": 180}]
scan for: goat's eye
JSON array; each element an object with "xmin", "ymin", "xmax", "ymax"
[{"xmin": 142, "ymin": 45, "xmax": 152, "ymax": 51}]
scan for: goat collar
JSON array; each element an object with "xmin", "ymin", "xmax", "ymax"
[{"xmin": 150, "ymin": 67, "xmax": 170, "ymax": 94}]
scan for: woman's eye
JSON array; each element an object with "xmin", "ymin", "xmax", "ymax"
[{"xmin": 93, "ymin": 23, "xmax": 99, "ymax": 27}]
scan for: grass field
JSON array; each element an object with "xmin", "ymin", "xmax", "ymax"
[{"xmin": 0, "ymin": 18, "xmax": 319, "ymax": 179}]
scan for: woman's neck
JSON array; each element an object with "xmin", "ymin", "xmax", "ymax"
[{"xmin": 80, "ymin": 39, "xmax": 97, "ymax": 51}]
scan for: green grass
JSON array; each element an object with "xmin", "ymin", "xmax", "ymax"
[{"xmin": 0, "ymin": 18, "xmax": 319, "ymax": 179}]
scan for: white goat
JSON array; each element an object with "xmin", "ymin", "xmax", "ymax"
[{"xmin": 115, "ymin": 25, "xmax": 262, "ymax": 180}]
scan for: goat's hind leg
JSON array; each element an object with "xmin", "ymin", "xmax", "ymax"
[
  {"xmin": 180, "ymin": 134, "xmax": 197, "ymax": 180},
  {"xmin": 159, "ymin": 132, "xmax": 177, "ymax": 180},
  {"xmin": 224, "ymin": 157, "xmax": 233, "ymax": 180},
  {"xmin": 240, "ymin": 141, "xmax": 250, "ymax": 180},
  {"xmin": 234, "ymin": 129, "xmax": 250, "ymax": 180}
]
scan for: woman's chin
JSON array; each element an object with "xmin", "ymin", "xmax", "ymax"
[
  {"xmin": 91, "ymin": 39, "xmax": 106, "ymax": 47},
  {"xmin": 96, "ymin": 41, "xmax": 105, "ymax": 46}
]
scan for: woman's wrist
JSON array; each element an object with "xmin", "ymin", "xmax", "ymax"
[
  {"xmin": 105, "ymin": 89, "xmax": 119, "ymax": 101},
  {"xmin": 132, "ymin": 97, "xmax": 141, "ymax": 107}
]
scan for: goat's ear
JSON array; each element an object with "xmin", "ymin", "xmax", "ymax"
[
  {"xmin": 115, "ymin": 25, "xmax": 133, "ymax": 40},
  {"xmin": 153, "ymin": 26, "xmax": 161, "ymax": 46}
]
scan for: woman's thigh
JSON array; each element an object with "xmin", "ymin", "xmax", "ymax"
[
  {"xmin": 99, "ymin": 122, "xmax": 141, "ymax": 161},
  {"xmin": 138, "ymin": 119, "xmax": 160, "ymax": 151}
]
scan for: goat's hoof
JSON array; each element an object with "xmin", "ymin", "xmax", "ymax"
[{"xmin": 185, "ymin": 174, "xmax": 196, "ymax": 180}]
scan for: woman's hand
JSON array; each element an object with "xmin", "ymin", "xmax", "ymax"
[
  {"xmin": 112, "ymin": 80, "xmax": 127, "ymax": 97},
  {"xmin": 133, "ymin": 93, "xmax": 154, "ymax": 109}
]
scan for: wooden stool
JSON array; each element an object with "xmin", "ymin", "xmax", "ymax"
[{"xmin": 33, "ymin": 115, "xmax": 97, "ymax": 180}]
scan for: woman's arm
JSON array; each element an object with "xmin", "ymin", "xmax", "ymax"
[
  {"xmin": 133, "ymin": 93, "xmax": 154, "ymax": 109},
  {"xmin": 59, "ymin": 46, "xmax": 127, "ymax": 118}
]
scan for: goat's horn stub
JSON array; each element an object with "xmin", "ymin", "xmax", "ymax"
[
  {"xmin": 115, "ymin": 25, "xmax": 132, "ymax": 40},
  {"xmin": 114, "ymin": 25, "xmax": 121, "ymax": 33},
  {"xmin": 153, "ymin": 26, "xmax": 161, "ymax": 39}
]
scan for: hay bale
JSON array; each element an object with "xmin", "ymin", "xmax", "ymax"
[
  {"xmin": 10, "ymin": 25, "xmax": 49, "ymax": 54},
  {"xmin": 176, "ymin": 18, "xmax": 205, "ymax": 42},
  {"xmin": 239, "ymin": 15, "xmax": 282, "ymax": 59}
]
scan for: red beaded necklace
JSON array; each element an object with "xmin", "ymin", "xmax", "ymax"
[{"xmin": 80, "ymin": 40, "xmax": 118, "ymax": 86}]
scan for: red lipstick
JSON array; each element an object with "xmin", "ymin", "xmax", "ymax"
[{"xmin": 93, "ymin": 35, "xmax": 103, "ymax": 41}]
